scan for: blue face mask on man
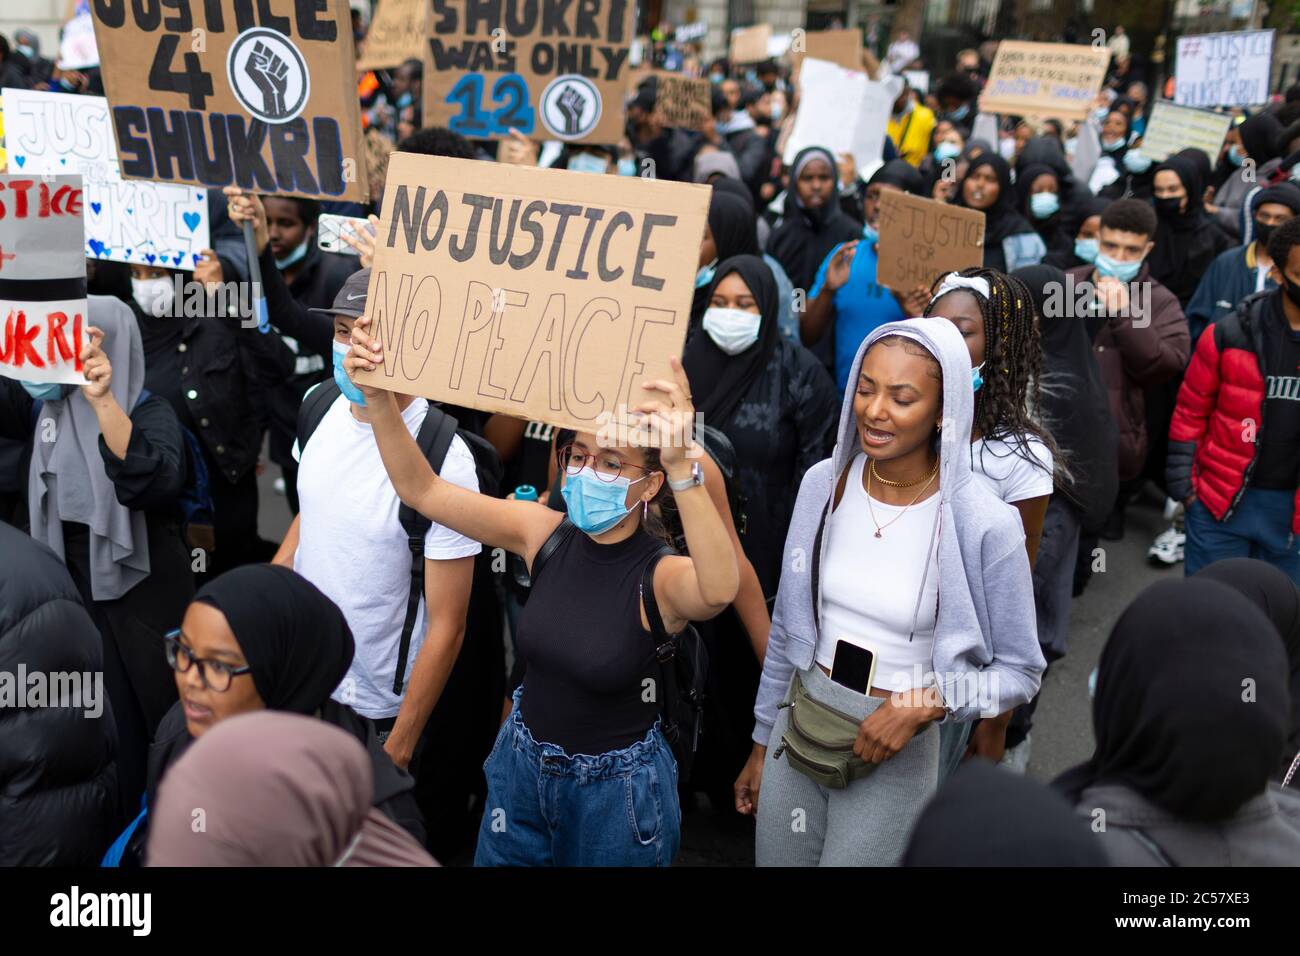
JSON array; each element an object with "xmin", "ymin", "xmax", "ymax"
[
  {"xmin": 1095, "ymin": 252, "xmax": 1142, "ymax": 282},
  {"xmin": 275, "ymin": 239, "xmax": 310, "ymax": 271},
  {"xmin": 561, "ymin": 467, "xmax": 650, "ymax": 536},
  {"xmin": 332, "ymin": 339, "xmax": 367, "ymax": 406}
]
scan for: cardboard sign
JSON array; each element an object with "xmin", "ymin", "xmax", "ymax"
[
  {"xmin": 729, "ymin": 25, "xmax": 771, "ymax": 65},
  {"xmin": 357, "ymin": 0, "xmax": 428, "ymax": 70},
  {"xmin": 1137, "ymin": 100, "xmax": 1233, "ymax": 163},
  {"xmin": 423, "ymin": 0, "xmax": 635, "ymax": 145},
  {"xmin": 353, "ymin": 153, "xmax": 710, "ymax": 432},
  {"xmin": 90, "ymin": 0, "xmax": 369, "ymax": 202},
  {"xmin": 875, "ymin": 191, "xmax": 985, "ymax": 294},
  {"xmin": 783, "ymin": 58, "xmax": 891, "ymax": 176},
  {"xmin": 1175, "ymin": 30, "xmax": 1274, "ymax": 108},
  {"xmin": 653, "ymin": 72, "xmax": 710, "ymax": 131},
  {"xmin": 979, "ymin": 41, "xmax": 1110, "ymax": 120},
  {"xmin": 0, "ymin": 174, "xmax": 89, "ymax": 386},
  {"xmin": 795, "ymin": 29, "xmax": 862, "ymax": 71},
  {"xmin": 3, "ymin": 89, "xmax": 210, "ymax": 271}
]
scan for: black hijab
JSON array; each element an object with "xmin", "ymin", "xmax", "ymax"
[
  {"xmin": 193, "ymin": 564, "xmax": 355, "ymax": 713},
  {"xmin": 682, "ymin": 254, "xmax": 781, "ymax": 430},
  {"xmin": 692, "ymin": 189, "xmax": 761, "ymax": 324},
  {"xmin": 1195, "ymin": 558, "xmax": 1300, "ymax": 777},
  {"xmin": 1012, "ymin": 264, "xmax": 1117, "ymax": 536},
  {"xmin": 957, "ymin": 152, "xmax": 1033, "ymax": 247},
  {"xmin": 1148, "ymin": 153, "xmax": 1209, "ymax": 292},
  {"xmin": 903, "ymin": 760, "xmax": 1108, "ymax": 866},
  {"xmin": 1053, "ymin": 579, "xmax": 1289, "ymax": 823},
  {"xmin": 766, "ymin": 146, "xmax": 860, "ymax": 290},
  {"xmin": 1016, "ymin": 136, "xmax": 1075, "ymax": 206},
  {"xmin": 868, "ymin": 158, "xmax": 924, "ymax": 195},
  {"xmin": 1238, "ymin": 111, "xmax": 1283, "ymax": 166}
]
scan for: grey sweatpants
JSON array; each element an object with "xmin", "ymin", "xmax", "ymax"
[{"xmin": 755, "ymin": 666, "xmax": 939, "ymax": 866}]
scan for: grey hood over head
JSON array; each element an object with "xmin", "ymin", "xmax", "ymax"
[{"xmin": 753, "ymin": 317, "xmax": 1045, "ymax": 744}]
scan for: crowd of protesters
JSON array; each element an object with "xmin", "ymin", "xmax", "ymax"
[{"xmin": 0, "ymin": 12, "xmax": 1298, "ymax": 869}]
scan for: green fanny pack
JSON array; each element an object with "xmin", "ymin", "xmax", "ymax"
[{"xmin": 772, "ymin": 672, "xmax": 876, "ymax": 789}]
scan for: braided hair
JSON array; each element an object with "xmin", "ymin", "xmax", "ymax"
[{"xmin": 922, "ymin": 267, "xmax": 1064, "ymax": 486}]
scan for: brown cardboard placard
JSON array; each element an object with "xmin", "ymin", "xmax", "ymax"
[
  {"xmin": 652, "ymin": 71, "xmax": 710, "ymax": 130},
  {"xmin": 353, "ymin": 152, "xmax": 710, "ymax": 432},
  {"xmin": 423, "ymin": 0, "xmax": 635, "ymax": 145},
  {"xmin": 729, "ymin": 25, "xmax": 772, "ymax": 65},
  {"xmin": 875, "ymin": 191, "xmax": 985, "ymax": 293},
  {"xmin": 794, "ymin": 29, "xmax": 862, "ymax": 71},
  {"xmin": 89, "ymin": 0, "xmax": 368, "ymax": 202},
  {"xmin": 357, "ymin": 0, "xmax": 429, "ymax": 71},
  {"xmin": 979, "ymin": 41, "xmax": 1111, "ymax": 121}
]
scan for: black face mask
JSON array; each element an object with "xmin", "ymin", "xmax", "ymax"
[
  {"xmin": 1154, "ymin": 196, "xmax": 1184, "ymax": 219},
  {"xmin": 1286, "ymin": 279, "xmax": 1300, "ymax": 310},
  {"xmin": 1254, "ymin": 221, "xmax": 1275, "ymax": 247}
]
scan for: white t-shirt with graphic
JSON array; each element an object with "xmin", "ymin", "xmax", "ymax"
[{"xmin": 293, "ymin": 393, "xmax": 481, "ymax": 719}]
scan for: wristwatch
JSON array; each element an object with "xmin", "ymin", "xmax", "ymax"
[{"xmin": 668, "ymin": 461, "xmax": 704, "ymax": 492}]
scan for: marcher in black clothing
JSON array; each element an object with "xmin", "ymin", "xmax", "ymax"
[
  {"xmin": 1015, "ymin": 163, "xmax": 1072, "ymax": 264},
  {"xmin": 0, "ymin": 523, "xmax": 118, "ymax": 865},
  {"xmin": 1195, "ymin": 559, "xmax": 1300, "ymax": 782},
  {"xmin": 0, "ymin": 297, "xmax": 192, "ymax": 823},
  {"xmin": 692, "ymin": 188, "xmax": 761, "ymax": 324},
  {"xmin": 766, "ymin": 147, "xmax": 862, "ymax": 294},
  {"xmin": 955, "ymin": 153, "xmax": 1046, "ymax": 271},
  {"xmin": 1150, "ymin": 153, "xmax": 1234, "ymax": 308},
  {"xmin": 683, "ymin": 255, "xmax": 838, "ymax": 596}
]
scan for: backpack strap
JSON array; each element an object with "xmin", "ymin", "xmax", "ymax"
[
  {"xmin": 640, "ymin": 546, "xmax": 680, "ymax": 743},
  {"xmin": 527, "ymin": 517, "xmax": 576, "ymax": 588},
  {"xmin": 392, "ymin": 406, "xmax": 460, "ymax": 696},
  {"xmin": 296, "ymin": 379, "xmax": 343, "ymax": 454}
]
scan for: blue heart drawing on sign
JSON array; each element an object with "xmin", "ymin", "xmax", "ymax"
[
  {"xmin": 126, "ymin": 209, "xmax": 134, "ymax": 215},
  {"xmin": 196, "ymin": 192, "xmax": 204, "ymax": 200},
  {"xmin": 182, "ymin": 212, "xmax": 201, "ymax": 232},
  {"xmin": 125, "ymin": 249, "xmax": 132, "ymax": 256},
  {"xmin": 13, "ymin": 156, "xmax": 24, "ymax": 167},
  {"xmin": 90, "ymin": 202, "xmax": 103, "ymax": 215},
  {"xmin": 88, "ymin": 239, "xmax": 105, "ymax": 256},
  {"xmin": 145, "ymin": 253, "xmax": 156, "ymax": 264},
  {"xmin": 59, "ymin": 158, "xmax": 66, "ymax": 165},
  {"xmin": 173, "ymin": 254, "xmax": 184, "ymax": 265},
  {"xmin": 192, "ymin": 253, "xmax": 201, "ymax": 263}
]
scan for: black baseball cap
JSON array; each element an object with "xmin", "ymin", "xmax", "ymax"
[{"xmin": 308, "ymin": 268, "xmax": 370, "ymax": 319}]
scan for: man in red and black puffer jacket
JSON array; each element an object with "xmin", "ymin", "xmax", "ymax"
[{"xmin": 1167, "ymin": 217, "xmax": 1300, "ymax": 582}]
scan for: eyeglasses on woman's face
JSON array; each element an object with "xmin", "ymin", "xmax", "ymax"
[
  {"xmin": 164, "ymin": 630, "xmax": 252, "ymax": 693},
  {"xmin": 557, "ymin": 443, "xmax": 651, "ymax": 483}
]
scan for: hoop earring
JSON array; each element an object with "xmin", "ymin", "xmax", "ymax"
[{"xmin": 643, "ymin": 499, "xmax": 649, "ymax": 522}]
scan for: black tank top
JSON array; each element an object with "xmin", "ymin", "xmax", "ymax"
[{"xmin": 516, "ymin": 527, "xmax": 664, "ymax": 755}]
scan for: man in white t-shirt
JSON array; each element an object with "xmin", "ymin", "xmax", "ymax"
[{"xmin": 272, "ymin": 269, "xmax": 480, "ymax": 773}]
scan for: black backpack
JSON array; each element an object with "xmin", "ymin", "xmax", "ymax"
[
  {"xmin": 296, "ymin": 381, "xmax": 504, "ymax": 694},
  {"xmin": 530, "ymin": 519, "xmax": 709, "ymax": 779}
]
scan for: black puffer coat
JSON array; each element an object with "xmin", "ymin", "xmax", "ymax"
[{"xmin": 0, "ymin": 523, "xmax": 118, "ymax": 864}]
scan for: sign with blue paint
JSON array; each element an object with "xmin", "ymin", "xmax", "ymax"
[
  {"xmin": 3, "ymin": 88, "xmax": 209, "ymax": 271},
  {"xmin": 88, "ymin": 0, "xmax": 368, "ymax": 202},
  {"xmin": 978, "ymin": 41, "xmax": 1110, "ymax": 121},
  {"xmin": 424, "ymin": 0, "xmax": 635, "ymax": 144}
]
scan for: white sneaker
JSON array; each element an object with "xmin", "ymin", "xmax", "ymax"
[
  {"xmin": 1147, "ymin": 525, "xmax": 1185, "ymax": 565},
  {"xmin": 1000, "ymin": 734, "xmax": 1031, "ymax": 774},
  {"xmin": 273, "ymin": 477, "xmax": 286, "ymax": 496}
]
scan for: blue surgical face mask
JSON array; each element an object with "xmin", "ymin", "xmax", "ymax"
[
  {"xmin": 21, "ymin": 381, "xmax": 67, "ymax": 401},
  {"xmin": 695, "ymin": 260, "xmax": 717, "ymax": 289},
  {"xmin": 971, "ymin": 361, "xmax": 985, "ymax": 392},
  {"xmin": 396, "ymin": 91, "xmax": 413, "ymax": 110},
  {"xmin": 933, "ymin": 141, "xmax": 961, "ymax": 163},
  {"xmin": 947, "ymin": 103, "xmax": 971, "ymax": 122},
  {"xmin": 1101, "ymin": 137, "xmax": 1124, "ymax": 152},
  {"xmin": 17, "ymin": 44, "xmax": 36, "ymax": 60},
  {"xmin": 561, "ymin": 468, "xmax": 647, "ymax": 536},
  {"xmin": 275, "ymin": 239, "xmax": 310, "ymax": 271},
  {"xmin": 1123, "ymin": 150, "xmax": 1153, "ymax": 174},
  {"xmin": 1095, "ymin": 251, "xmax": 1142, "ymax": 282},
  {"xmin": 1227, "ymin": 144, "xmax": 1245, "ymax": 167},
  {"xmin": 568, "ymin": 151, "xmax": 609, "ymax": 175},
  {"xmin": 332, "ymin": 339, "xmax": 367, "ymax": 407},
  {"xmin": 1074, "ymin": 237, "xmax": 1099, "ymax": 264},
  {"xmin": 862, "ymin": 223, "xmax": 878, "ymax": 243},
  {"xmin": 709, "ymin": 73, "xmax": 724, "ymax": 85},
  {"xmin": 618, "ymin": 157, "xmax": 637, "ymax": 177},
  {"xmin": 1029, "ymin": 191, "xmax": 1060, "ymax": 219},
  {"xmin": 702, "ymin": 305, "xmax": 762, "ymax": 355}
]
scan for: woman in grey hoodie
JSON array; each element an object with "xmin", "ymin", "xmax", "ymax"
[{"xmin": 736, "ymin": 317, "xmax": 1045, "ymax": 866}]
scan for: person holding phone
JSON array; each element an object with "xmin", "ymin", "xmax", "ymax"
[
  {"xmin": 736, "ymin": 318, "xmax": 1044, "ymax": 866},
  {"xmin": 342, "ymin": 323, "xmax": 739, "ymax": 866}
]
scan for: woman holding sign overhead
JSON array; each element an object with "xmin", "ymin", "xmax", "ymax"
[
  {"xmin": 0, "ymin": 296, "xmax": 193, "ymax": 825},
  {"xmin": 342, "ymin": 324, "xmax": 739, "ymax": 867}
]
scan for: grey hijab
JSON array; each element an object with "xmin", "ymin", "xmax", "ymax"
[{"xmin": 28, "ymin": 295, "xmax": 149, "ymax": 601}]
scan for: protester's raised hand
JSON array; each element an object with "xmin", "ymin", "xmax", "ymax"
[
  {"xmin": 824, "ymin": 241, "xmax": 858, "ymax": 291},
  {"xmin": 193, "ymin": 248, "xmax": 223, "ymax": 291},
  {"xmin": 339, "ymin": 214, "xmax": 380, "ymax": 268},
  {"xmin": 78, "ymin": 327, "xmax": 113, "ymax": 403},
  {"xmin": 499, "ymin": 128, "xmax": 540, "ymax": 166},
  {"xmin": 633, "ymin": 356, "xmax": 698, "ymax": 471},
  {"xmin": 899, "ymin": 284, "xmax": 930, "ymax": 317},
  {"xmin": 223, "ymin": 186, "xmax": 269, "ymax": 254},
  {"xmin": 342, "ymin": 315, "xmax": 389, "ymax": 402}
]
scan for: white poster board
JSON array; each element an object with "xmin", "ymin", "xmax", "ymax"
[
  {"xmin": 783, "ymin": 58, "xmax": 891, "ymax": 178},
  {"xmin": 1175, "ymin": 30, "xmax": 1274, "ymax": 108},
  {"xmin": 3, "ymin": 89, "xmax": 209, "ymax": 271},
  {"xmin": 1137, "ymin": 100, "xmax": 1233, "ymax": 163}
]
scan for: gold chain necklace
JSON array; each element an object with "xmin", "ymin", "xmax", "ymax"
[
  {"xmin": 867, "ymin": 459, "xmax": 938, "ymax": 538},
  {"xmin": 869, "ymin": 456, "xmax": 939, "ymax": 488}
]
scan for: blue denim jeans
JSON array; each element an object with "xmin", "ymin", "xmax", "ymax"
[
  {"xmin": 1184, "ymin": 489, "xmax": 1300, "ymax": 582},
  {"xmin": 473, "ymin": 689, "xmax": 681, "ymax": 866}
]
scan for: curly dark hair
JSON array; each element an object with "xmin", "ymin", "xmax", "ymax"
[
  {"xmin": 923, "ymin": 267, "xmax": 1062, "ymax": 486},
  {"xmin": 395, "ymin": 126, "xmax": 477, "ymax": 159}
]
